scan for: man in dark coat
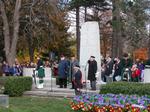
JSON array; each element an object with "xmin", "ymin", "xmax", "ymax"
[
  {"xmin": 105, "ymin": 56, "xmax": 114, "ymax": 76},
  {"xmin": 58, "ymin": 55, "xmax": 68, "ymax": 88},
  {"xmin": 88, "ymin": 56, "xmax": 97, "ymax": 90}
]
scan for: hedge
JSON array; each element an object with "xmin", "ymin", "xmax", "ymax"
[
  {"xmin": 2, "ymin": 76, "xmax": 32, "ymax": 97},
  {"xmin": 100, "ymin": 82, "xmax": 150, "ymax": 96}
]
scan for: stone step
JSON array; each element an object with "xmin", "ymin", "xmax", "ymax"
[
  {"xmin": 24, "ymin": 91, "xmax": 75, "ymax": 98},
  {"xmin": 32, "ymin": 87, "xmax": 99, "ymax": 93},
  {"xmin": 24, "ymin": 87, "xmax": 99, "ymax": 98}
]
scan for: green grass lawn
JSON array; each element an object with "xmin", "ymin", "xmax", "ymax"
[{"xmin": 0, "ymin": 96, "xmax": 73, "ymax": 112}]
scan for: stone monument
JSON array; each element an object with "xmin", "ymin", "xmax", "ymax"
[{"xmin": 80, "ymin": 21, "xmax": 101, "ymax": 84}]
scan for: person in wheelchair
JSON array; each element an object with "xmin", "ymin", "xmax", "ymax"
[{"xmin": 121, "ymin": 53, "xmax": 133, "ymax": 81}]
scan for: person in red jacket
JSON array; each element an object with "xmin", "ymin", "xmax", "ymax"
[{"xmin": 131, "ymin": 64, "xmax": 141, "ymax": 82}]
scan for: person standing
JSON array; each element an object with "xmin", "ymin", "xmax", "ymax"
[
  {"xmin": 58, "ymin": 55, "xmax": 68, "ymax": 88},
  {"xmin": 70, "ymin": 56, "xmax": 79, "ymax": 89},
  {"xmin": 113, "ymin": 58, "xmax": 122, "ymax": 81},
  {"xmin": 88, "ymin": 56, "xmax": 97, "ymax": 90},
  {"xmin": 37, "ymin": 57, "xmax": 44, "ymax": 70},
  {"xmin": 36, "ymin": 57, "xmax": 45, "ymax": 88},
  {"xmin": 73, "ymin": 64, "xmax": 82, "ymax": 95}
]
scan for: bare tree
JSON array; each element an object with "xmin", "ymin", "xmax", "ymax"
[{"xmin": 0, "ymin": 0, "xmax": 21, "ymax": 66}]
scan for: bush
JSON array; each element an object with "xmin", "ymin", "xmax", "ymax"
[
  {"xmin": 4, "ymin": 76, "xmax": 32, "ymax": 97},
  {"xmin": 100, "ymin": 82, "xmax": 150, "ymax": 96}
]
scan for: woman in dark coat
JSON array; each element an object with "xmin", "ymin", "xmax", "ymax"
[{"xmin": 88, "ymin": 56, "xmax": 97, "ymax": 90}]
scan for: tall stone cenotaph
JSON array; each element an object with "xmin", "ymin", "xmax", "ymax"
[{"xmin": 80, "ymin": 21, "xmax": 101, "ymax": 85}]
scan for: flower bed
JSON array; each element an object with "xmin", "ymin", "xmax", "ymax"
[{"xmin": 70, "ymin": 94, "xmax": 150, "ymax": 112}]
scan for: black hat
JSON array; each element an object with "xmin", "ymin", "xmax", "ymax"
[{"xmin": 91, "ymin": 56, "xmax": 95, "ymax": 58}]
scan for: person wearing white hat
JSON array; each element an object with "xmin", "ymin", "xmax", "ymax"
[{"xmin": 73, "ymin": 64, "xmax": 82, "ymax": 95}]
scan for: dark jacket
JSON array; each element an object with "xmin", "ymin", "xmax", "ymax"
[
  {"xmin": 58, "ymin": 59, "xmax": 68, "ymax": 78},
  {"xmin": 114, "ymin": 62, "xmax": 122, "ymax": 77},
  {"xmin": 2, "ymin": 64, "xmax": 9, "ymax": 73},
  {"xmin": 88, "ymin": 60, "xmax": 97, "ymax": 81},
  {"xmin": 74, "ymin": 69, "xmax": 82, "ymax": 89},
  {"xmin": 121, "ymin": 58, "xmax": 133, "ymax": 69},
  {"xmin": 105, "ymin": 60, "xmax": 114, "ymax": 76},
  {"xmin": 37, "ymin": 59, "xmax": 43, "ymax": 70}
]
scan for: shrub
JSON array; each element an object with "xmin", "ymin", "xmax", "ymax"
[
  {"xmin": 4, "ymin": 76, "xmax": 32, "ymax": 97},
  {"xmin": 100, "ymin": 82, "xmax": 150, "ymax": 96}
]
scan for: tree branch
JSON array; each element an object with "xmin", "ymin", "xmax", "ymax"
[
  {"xmin": 11, "ymin": 0, "xmax": 22, "ymax": 54},
  {"xmin": 0, "ymin": 0, "xmax": 10, "ymax": 56}
]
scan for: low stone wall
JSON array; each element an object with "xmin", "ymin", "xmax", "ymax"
[
  {"xmin": 23, "ymin": 67, "xmax": 56, "ymax": 88},
  {"xmin": 23, "ymin": 67, "xmax": 52, "ymax": 78}
]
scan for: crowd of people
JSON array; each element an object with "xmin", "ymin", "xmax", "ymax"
[
  {"xmin": 1, "ymin": 53, "xmax": 150, "ymax": 95},
  {"xmin": 52, "ymin": 55, "xmax": 97, "ymax": 95},
  {"xmin": 2, "ymin": 61, "xmax": 23, "ymax": 76},
  {"xmin": 1, "ymin": 59, "xmax": 51, "ymax": 77},
  {"xmin": 101, "ymin": 53, "xmax": 150, "ymax": 83}
]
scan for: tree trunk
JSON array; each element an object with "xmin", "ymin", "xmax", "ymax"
[
  {"xmin": 112, "ymin": 0, "xmax": 122, "ymax": 58},
  {"xmin": 0, "ymin": 0, "xmax": 11, "ymax": 60},
  {"xmin": 29, "ymin": 45, "xmax": 35, "ymax": 62},
  {"xmin": 76, "ymin": 7, "xmax": 80, "ymax": 60},
  {"xmin": 0, "ymin": 0, "xmax": 21, "ymax": 66},
  {"xmin": 27, "ymin": 30, "xmax": 35, "ymax": 62}
]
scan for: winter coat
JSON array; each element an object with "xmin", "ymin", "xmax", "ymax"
[
  {"xmin": 105, "ymin": 60, "xmax": 114, "ymax": 76},
  {"xmin": 37, "ymin": 59, "xmax": 43, "ymax": 70},
  {"xmin": 114, "ymin": 62, "xmax": 122, "ymax": 77},
  {"xmin": 88, "ymin": 60, "xmax": 97, "ymax": 81},
  {"xmin": 58, "ymin": 60, "xmax": 68, "ymax": 78},
  {"xmin": 74, "ymin": 69, "xmax": 82, "ymax": 89},
  {"xmin": 70, "ymin": 60, "xmax": 79, "ymax": 80},
  {"xmin": 9, "ymin": 67, "xmax": 17, "ymax": 76},
  {"xmin": 2, "ymin": 64, "xmax": 9, "ymax": 73},
  {"xmin": 121, "ymin": 58, "xmax": 133, "ymax": 69},
  {"xmin": 37, "ymin": 67, "xmax": 45, "ymax": 78},
  {"xmin": 131, "ymin": 69, "xmax": 141, "ymax": 78}
]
